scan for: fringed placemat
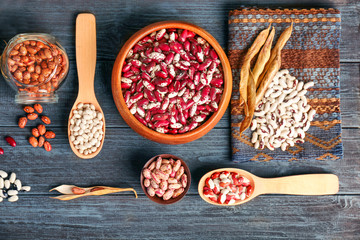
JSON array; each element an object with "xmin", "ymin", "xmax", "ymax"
[{"xmin": 229, "ymin": 8, "xmax": 343, "ymax": 162}]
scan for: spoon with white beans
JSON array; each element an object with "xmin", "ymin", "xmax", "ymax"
[{"xmin": 68, "ymin": 13, "xmax": 105, "ymax": 159}]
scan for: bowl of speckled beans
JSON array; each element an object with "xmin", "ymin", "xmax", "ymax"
[
  {"xmin": 140, "ymin": 154, "xmax": 191, "ymax": 204},
  {"xmin": 112, "ymin": 21, "xmax": 232, "ymax": 144}
]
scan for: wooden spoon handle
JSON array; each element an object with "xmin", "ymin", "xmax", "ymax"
[
  {"xmin": 258, "ymin": 174, "xmax": 339, "ymax": 195},
  {"xmin": 76, "ymin": 13, "xmax": 96, "ymax": 99}
]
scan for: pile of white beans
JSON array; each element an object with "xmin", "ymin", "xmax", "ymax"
[
  {"xmin": 0, "ymin": 170, "xmax": 31, "ymax": 203},
  {"xmin": 251, "ymin": 69, "xmax": 316, "ymax": 151},
  {"xmin": 69, "ymin": 103, "xmax": 104, "ymax": 155}
]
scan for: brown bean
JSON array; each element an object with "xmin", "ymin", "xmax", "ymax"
[
  {"xmin": 9, "ymin": 65, "xmax": 18, "ymax": 73},
  {"xmin": 8, "ymin": 58, "xmax": 15, "ymax": 66},
  {"xmin": 59, "ymin": 69, "xmax": 66, "ymax": 78},
  {"xmin": 37, "ymin": 124, "xmax": 46, "ymax": 135},
  {"xmin": 40, "ymin": 61, "xmax": 47, "ymax": 69},
  {"xmin": 38, "ymin": 136, "xmax": 45, "ymax": 147},
  {"xmin": 10, "ymin": 50, "xmax": 19, "ymax": 56},
  {"xmin": 39, "ymin": 50, "xmax": 47, "ymax": 59},
  {"xmin": 35, "ymin": 65, "xmax": 41, "ymax": 74},
  {"xmin": 28, "ymin": 47, "xmax": 37, "ymax": 55},
  {"xmin": 71, "ymin": 187, "xmax": 85, "ymax": 195},
  {"xmin": 14, "ymin": 70, "xmax": 23, "ymax": 80},
  {"xmin": 32, "ymin": 128, "xmax": 40, "ymax": 138},
  {"xmin": 61, "ymin": 54, "xmax": 67, "ymax": 66},
  {"xmin": 42, "ymin": 68, "xmax": 52, "ymax": 77},
  {"xmin": 21, "ymin": 56, "xmax": 29, "ymax": 63},
  {"xmin": 23, "ymin": 71, "xmax": 31, "ymax": 80},
  {"xmin": 23, "ymin": 78, "xmax": 31, "ymax": 84},
  {"xmin": 18, "ymin": 117, "xmax": 27, "ymax": 128},
  {"xmin": 38, "ymin": 74, "xmax": 45, "ymax": 83},
  {"xmin": 36, "ymin": 41, "xmax": 44, "ymax": 48},
  {"xmin": 18, "ymin": 67, "xmax": 26, "ymax": 72},
  {"xmin": 19, "ymin": 46, "xmax": 27, "ymax": 55},
  {"xmin": 27, "ymin": 65, "xmax": 34, "ymax": 73},
  {"xmin": 30, "ymin": 41, "xmax": 36, "ymax": 46},
  {"xmin": 27, "ymin": 113, "xmax": 38, "ymax": 120},
  {"xmin": 14, "ymin": 44, "xmax": 21, "ymax": 50},
  {"xmin": 12, "ymin": 55, "xmax": 21, "ymax": 62},
  {"xmin": 31, "ymin": 73, "xmax": 39, "ymax": 80},
  {"xmin": 51, "ymin": 48, "xmax": 58, "ymax": 56},
  {"xmin": 35, "ymin": 55, "xmax": 42, "ymax": 64},
  {"xmin": 41, "ymin": 115, "xmax": 51, "ymax": 124},
  {"xmin": 29, "ymin": 136, "xmax": 38, "ymax": 147},
  {"xmin": 44, "ymin": 131, "xmax": 55, "ymax": 139},
  {"xmin": 34, "ymin": 104, "xmax": 43, "ymax": 113},
  {"xmin": 23, "ymin": 40, "xmax": 30, "ymax": 45},
  {"xmin": 47, "ymin": 61, "xmax": 55, "ymax": 70},
  {"xmin": 23, "ymin": 106, "xmax": 34, "ymax": 113},
  {"xmin": 29, "ymin": 55, "xmax": 35, "ymax": 60},
  {"xmin": 44, "ymin": 48, "xmax": 52, "ymax": 59},
  {"xmin": 43, "ymin": 141, "xmax": 52, "ymax": 151}
]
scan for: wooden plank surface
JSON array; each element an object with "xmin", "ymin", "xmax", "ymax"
[{"xmin": 0, "ymin": 0, "xmax": 359, "ymax": 239}]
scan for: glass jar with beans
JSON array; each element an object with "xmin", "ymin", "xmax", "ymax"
[{"xmin": 0, "ymin": 33, "xmax": 69, "ymax": 103}]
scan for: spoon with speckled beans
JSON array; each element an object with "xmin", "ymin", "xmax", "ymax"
[
  {"xmin": 68, "ymin": 13, "xmax": 105, "ymax": 159},
  {"xmin": 198, "ymin": 168, "xmax": 339, "ymax": 206}
]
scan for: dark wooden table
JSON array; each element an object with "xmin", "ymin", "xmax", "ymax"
[{"xmin": 0, "ymin": 0, "xmax": 359, "ymax": 239}]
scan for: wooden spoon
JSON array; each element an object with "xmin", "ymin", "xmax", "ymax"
[
  {"xmin": 67, "ymin": 13, "xmax": 105, "ymax": 159},
  {"xmin": 198, "ymin": 168, "xmax": 339, "ymax": 206}
]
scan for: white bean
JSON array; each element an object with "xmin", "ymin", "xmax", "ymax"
[
  {"xmin": 77, "ymin": 103, "xmax": 84, "ymax": 109},
  {"xmin": 8, "ymin": 195, "xmax": 19, "ymax": 202},
  {"xmin": 298, "ymin": 89, "xmax": 307, "ymax": 97},
  {"xmin": 254, "ymin": 141, "xmax": 260, "ymax": 149},
  {"xmin": 0, "ymin": 170, "xmax": 8, "ymax": 178},
  {"xmin": 308, "ymin": 109, "xmax": 316, "ymax": 121},
  {"xmin": 15, "ymin": 179, "xmax": 22, "ymax": 191},
  {"xmin": 9, "ymin": 173, "xmax": 16, "ymax": 184},
  {"xmin": 265, "ymin": 88, "xmax": 273, "ymax": 98},
  {"xmin": 8, "ymin": 190, "xmax": 18, "ymax": 196},
  {"xmin": 304, "ymin": 81, "xmax": 314, "ymax": 89},
  {"xmin": 281, "ymin": 142, "xmax": 288, "ymax": 151},
  {"xmin": 251, "ymin": 132, "xmax": 258, "ymax": 143},
  {"xmin": 4, "ymin": 180, "xmax": 10, "ymax": 189},
  {"xmin": 254, "ymin": 111, "xmax": 265, "ymax": 117},
  {"xmin": 21, "ymin": 186, "xmax": 31, "ymax": 192},
  {"xmin": 296, "ymin": 81, "xmax": 304, "ymax": 91}
]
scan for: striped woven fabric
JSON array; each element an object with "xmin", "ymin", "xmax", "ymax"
[{"xmin": 229, "ymin": 8, "xmax": 343, "ymax": 162}]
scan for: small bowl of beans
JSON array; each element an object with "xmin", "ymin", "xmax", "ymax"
[
  {"xmin": 0, "ymin": 33, "xmax": 69, "ymax": 103},
  {"xmin": 140, "ymin": 154, "xmax": 191, "ymax": 204},
  {"xmin": 112, "ymin": 21, "xmax": 232, "ymax": 144}
]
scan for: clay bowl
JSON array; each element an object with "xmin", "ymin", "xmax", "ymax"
[
  {"xmin": 140, "ymin": 154, "xmax": 191, "ymax": 205},
  {"xmin": 111, "ymin": 21, "xmax": 232, "ymax": 144}
]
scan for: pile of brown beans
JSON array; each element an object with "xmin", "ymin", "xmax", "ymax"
[
  {"xmin": 7, "ymin": 40, "xmax": 67, "ymax": 93},
  {"xmin": 18, "ymin": 104, "xmax": 54, "ymax": 151},
  {"xmin": 122, "ymin": 28, "xmax": 224, "ymax": 134}
]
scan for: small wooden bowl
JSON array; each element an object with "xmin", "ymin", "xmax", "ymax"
[
  {"xmin": 140, "ymin": 154, "xmax": 191, "ymax": 205},
  {"xmin": 111, "ymin": 21, "xmax": 232, "ymax": 144}
]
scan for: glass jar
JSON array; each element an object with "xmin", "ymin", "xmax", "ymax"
[{"xmin": 0, "ymin": 33, "xmax": 69, "ymax": 103}]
